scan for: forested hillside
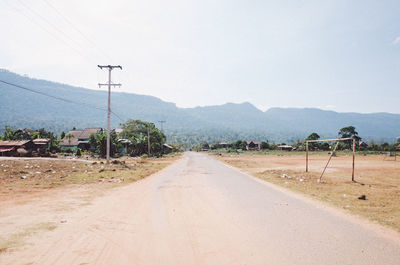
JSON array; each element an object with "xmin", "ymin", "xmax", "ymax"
[{"xmin": 1, "ymin": 69, "xmax": 399, "ymax": 145}]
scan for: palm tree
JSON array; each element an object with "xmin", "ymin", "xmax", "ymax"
[{"xmin": 65, "ymin": 133, "xmax": 75, "ymax": 145}]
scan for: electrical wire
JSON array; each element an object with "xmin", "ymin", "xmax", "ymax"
[
  {"xmin": 6, "ymin": 0, "xmax": 96, "ymax": 65},
  {"xmin": 0, "ymin": 79, "xmax": 125, "ymax": 122},
  {"xmin": 41, "ymin": 0, "xmax": 113, "ymax": 62}
]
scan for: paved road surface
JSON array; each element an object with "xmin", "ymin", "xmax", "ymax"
[{"xmin": 1, "ymin": 152, "xmax": 400, "ymax": 264}]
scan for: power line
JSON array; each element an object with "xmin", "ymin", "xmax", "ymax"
[
  {"xmin": 5, "ymin": 0, "xmax": 96, "ymax": 65},
  {"xmin": 0, "ymin": 79, "xmax": 125, "ymax": 122},
  {"xmin": 41, "ymin": 0, "xmax": 112, "ymax": 62},
  {"xmin": 17, "ymin": 0, "xmax": 88, "ymax": 52}
]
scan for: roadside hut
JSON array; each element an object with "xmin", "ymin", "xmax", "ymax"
[{"xmin": 0, "ymin": 140, "xmax": 34, "ymax": 156}]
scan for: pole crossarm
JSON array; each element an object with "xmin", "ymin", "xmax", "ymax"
[
  {"xmin": 98, "ymin": 83, "xmax": 121, "ymax": 87},
  {"xmin": 97, "ymin": 65, "xmax": 122, "ymax": 70}
]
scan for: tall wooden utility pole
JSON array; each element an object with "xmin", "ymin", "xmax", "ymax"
[
  {"xmin": 147, "ymin": 126, "xmax": 151, "ymax": 156},
  {"xmin": 158, "ymin": 120, "xmax": 166, "ymax": 133},
  {"xmin": 158, "ymin": 120, "xmax": 166, "ymax": 156},
  {"xmin": 98, "ymin": 65, "xmax": 122, "ymax": 164}
]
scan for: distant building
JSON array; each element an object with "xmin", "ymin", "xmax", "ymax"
[
  {"xmin": 163, "ymin": 143, "xmax": 173, "ymax": 154},
  {"xmin": 33, "ymin": 138, "xmax": 51, "ymax": 154},
  {"xmin": 59, "ymin": 128, "xmax": 103, "ymax": 150},
  {"xmin": 0, "ymin": 140, "xmax": 34, "ymax": 156},
  {"xmin": 115, "ymin": 128, "xmax": 123, "ymax": 135},
  {"xmin": 218, "ymin": 142, "xmax": 229, "ymax": 149},
  {"xmin": 117, "ymin": 139, "xmax": 132, "ymax": 154},
  {"xmin": 246, "ymin": 141, "xmax": 260, "ymax": 150},
  {"xmin": 358, "ymin": 141, "xmax": 368, "ymax": 150},
  {"xmin": 278, "ymin": 145, "xmax": 293, "ymax": 151}
]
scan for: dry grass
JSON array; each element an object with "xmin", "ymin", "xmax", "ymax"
[
  {"xmin": 0, "ymin": 222, "xmax": 57, "ymax": 253},
  {"xmin": 0, "ymin": 154, "xmax": 181, "ymax": 201},
  {"xmin": 215, "ymin": 151, "xmax": 400, "ymax": 232}
]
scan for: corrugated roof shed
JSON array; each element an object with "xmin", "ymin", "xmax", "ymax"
[{"xmin": 0, "ymin": 140, "xmax": 31, "ymax": 147}]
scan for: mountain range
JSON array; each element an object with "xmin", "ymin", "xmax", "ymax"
[{"xmin": 1, "ymin": 69, "xmax": 399, "ymax": 145}]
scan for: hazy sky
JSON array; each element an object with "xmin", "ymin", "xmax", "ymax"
[{"xmin": 1, "ymin": 0, "xmax": 399, "ymax": 113}]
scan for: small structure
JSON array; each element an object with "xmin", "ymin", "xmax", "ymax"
[
  {"xmin": 78, "ymin": 128, "xmax": 103, "ymax": 150},
  {"xmin": 278, "ymin": 145, "xmax": 293, "ymax": 151},
  {"xmin": 59, "ymin": 128, "xmax": 103, "ymax": 151},
  {"xmin": 117, "ymin": 139, "xmax": 132, "ymax": 154},
  {"xmin": 0, "ymin": 140, "xmax": 34, "ymax": 156},
  {"xmin": 59, "ymin": 130, "xmax": 82, "ymax": 150},
  {"xmin": 246, "ymin": 141, "xmax": 260, "ymax": 150},
  {"xmin": 163, "ymin": 143, "xmax": 173, "ymax": 154},
  {"xmin": 218, "ymin": 142, "xmax": 229, "ymax": 149},
  {"xmin": 33, "ymin": 138, "xmax": 51, "ymax": 155},
  {"xmin": 359, "ymin": 141, "xmax": 368, "ymax": 150}
]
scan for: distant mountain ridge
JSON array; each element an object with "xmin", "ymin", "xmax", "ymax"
[{"xmin": 1, "ymin": 69, "xmax": 399, "ymax": 144}]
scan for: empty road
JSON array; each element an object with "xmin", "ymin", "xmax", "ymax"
[{"xmin": 1, "ymin": 152, "xmax": 400, "ymax": 264}]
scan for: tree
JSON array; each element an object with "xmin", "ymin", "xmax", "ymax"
[
  {"xmin": 2, "ymin": 126, "xmax": 17, "ymax": 140},
  {"xmin": 88, "ymin": 130, "xmax": 118, "ymax": 157},
  {"xmin": 60, "ymin": 131, "xmax": 66, "ymax": 139},
  {"xmin": 65, "ymin": 133, "xmax": 75, "ymax": 145},
  {"xmin": 232, "ymin": 140, "xmax": 246, "ymax": 150},
  {"xmin": 260, "ymin": 141, "xmax": 270, "ymax": 150},
  {"xmin": 338, "ymin": 126, "xmax": 361, "ymax": 149},
  {"xmin": 120, "ymin": 119, "xmax": 166, "ymax": 156},
  {"xmin": 306, "ymin": 132, "xmax": 320, "ymax": 141},
  {"xmin": 306, "ymin": 132, "xmax": 320, "ymax": 150}
]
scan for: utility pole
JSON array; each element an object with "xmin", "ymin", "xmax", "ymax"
[
  {"xmin": 158, "ymin": 120, "xmax": 166, "ymax": 133},
  {"xmin": 98, "ymin": 65, "xmax": 122, "ymax": 164},
  {"xmin": 158, "ymin": 120, "xmax": 166, "ymax": 156},
  {"xmin": 147, "ymin": 126, "xmax": 151, "ymax": 156}
]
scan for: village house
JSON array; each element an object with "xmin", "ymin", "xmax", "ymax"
[
  {"xmin": 117, "ymin": 138, "xmax": 132, "ymax": 154},
  {"xmin": 218, "ymin": 142, "xmax": 229, "ymax": 149},
  {"xmin": 33, "ymin": 138, "xmax": 51, "ymax": 155},
  {"xmin": 278, "ymin": 145, "xmax": 294, "ymax": 151},
  {"xmin": 163, "ymin": 143, "xmax": 173, "ymax": 154},
  {"xmin": 0, "ymin": 140, "xmax": 34, "ymax": 156},
  {"xmin": 359, "ymin": 141, "xmax": 368, "ymax": 150},
  {"xmin": 59, "ymin": 128, "xmax": 103, "ymax": 151},
  {"xmin": 246, "ymin": 141, "xmax": 260, "ymax": 150}
]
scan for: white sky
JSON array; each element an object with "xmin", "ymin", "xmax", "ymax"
[{"xmin": 1, "ymin": 0, "xmax": 400, "ymax": 113}]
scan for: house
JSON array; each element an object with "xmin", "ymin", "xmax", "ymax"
[
  {"xmin": 59, "ymin": 128, "xmax": 103, "ymax": 150},
  {"xmin": 117, "ymin": 139, "xmax": 132, "ymax": 154},
  {"xmin": 246, "ymin": 141, "xmax": 260, "ymax": 150},
  {"xmin": 218, "ymin": 142, "xmax": 229, "ymax": 149},
  {"xmin": 163, "ymin": 143, "xmax": 173, "ymax": 154},
  {"xmin": 33, "ymin": 138, "xmax": 51, "ymax": 154},
  {"xmin": 59, "ymin": 130, "xmax": 83, "ymax": 150},
  {"xmin": 278, "ymin": 145, "xmax": 293, "ymax": 151},
  {"xmin": 0, "ymin": 140, "xmax": 34, "ymax": 156},
  {"xmin": 77, "ymin": 128, "xmax": 103, "ymax": 150},
  {"xmin": 359, "ymin": 141, "xmax": 368, "ymax": 150}
]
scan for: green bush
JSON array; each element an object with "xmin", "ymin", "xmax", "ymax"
[{"xmin": 76, "ymin": 148, "xmax": 82, "ymax": 157}]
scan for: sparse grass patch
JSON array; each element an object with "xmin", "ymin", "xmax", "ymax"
[
  {"xmin": 0, "ymin": 222, "xmax": 57, "ymax": 254},
  {"xmin": 0, "ymin": 154, "xmax": 181, "ymax": 200}
]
